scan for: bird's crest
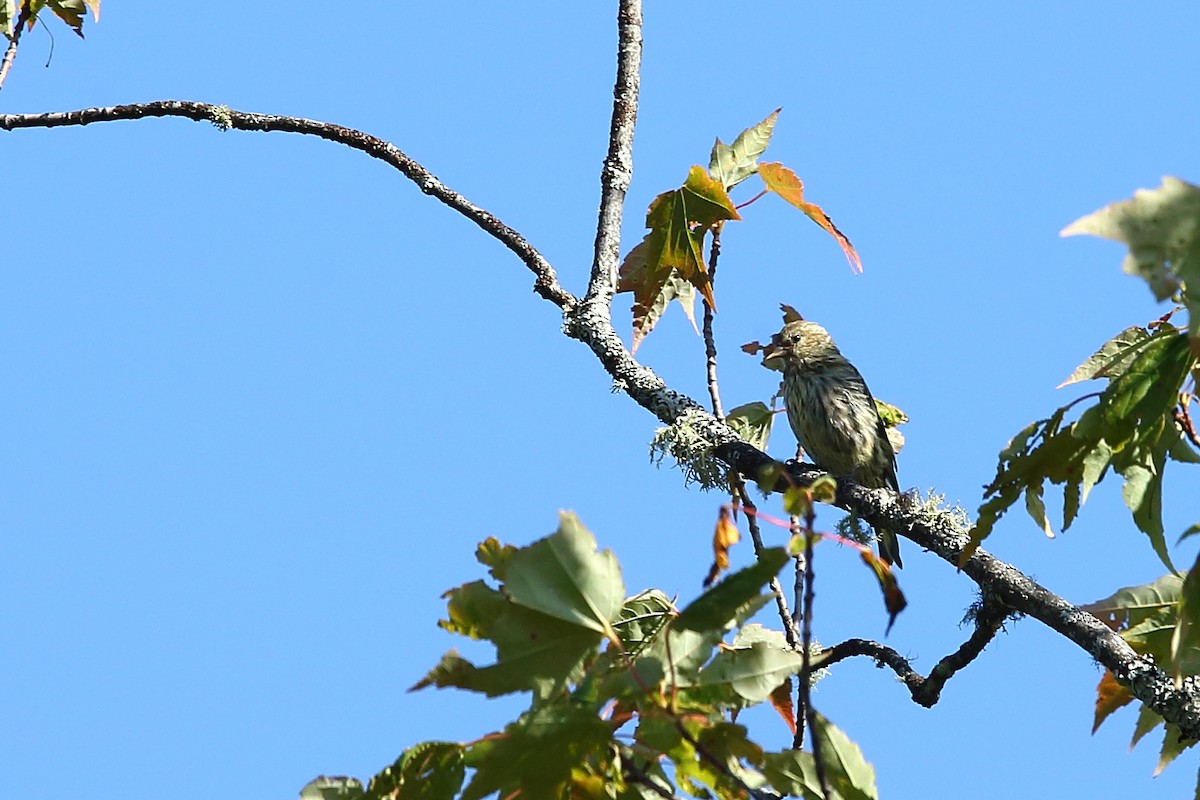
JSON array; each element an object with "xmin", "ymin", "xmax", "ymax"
[{"xmin": 780, "ymin": 303, "xmax": 804, "ymax": 324}]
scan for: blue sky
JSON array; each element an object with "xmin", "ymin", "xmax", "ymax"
[{"xmin": 4, "ymin": 3, "xmax": 1199, "ymax": 798}]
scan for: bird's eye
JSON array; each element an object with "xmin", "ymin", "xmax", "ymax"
[{"xmin": 790, "ymin": 334, "xmax": 801, "ymax": 343}]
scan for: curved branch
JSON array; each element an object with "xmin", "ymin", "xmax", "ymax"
[
  {"xmin": 4, "ymin": 0, "xmax": 1195, "ymax": 747},
  {"xmin": 0, "ymin": 101, "xmax": 576, "ymax": 310},
  {"xmin": 817, "ymin": 595, "xmax": 1015, "ymax": 707},
  {"xmin": 716, "ymin": 442, "xmax": 1200, "ymax": 738}
]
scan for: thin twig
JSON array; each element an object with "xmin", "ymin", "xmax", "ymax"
[
  {"xmin": 0, "ymin": 3, "xmax": 32, "ymax": 91},
  {"xmin": 702, "ymin": 227, "xmax": 724, "ymax": 419},
  {"xmin": 581, "ymin": 0, "xmax": 642, "ymax": 311},
  {"xmin": 735, "ymin": 482, "xmax": 800, "ymax": 650},
  {"xmin": 1176, "ymin": 403, "xmax": 1200, "ymax": 449},
  {"xmin": 617, "ymin": 745, "xmax": 682, "ymax": 800},
  {"xmin": 716, "ymin": 441, "xmax": 1200, "ymax": 738},
  {"xmin": 674, "ymin": 721, "xmax": 761, "ymax": 799},
  {"xmin": 797, "ymin": 502, "xmax": 831, "ymax": 799},
  {"xmin": 0, "ymin": 101, "xmax": 576, "ymax": 309}
]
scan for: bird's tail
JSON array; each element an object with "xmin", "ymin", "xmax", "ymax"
[{"xmin": 878, "ymin": 529, "xmax": 903, "ymax": 569}]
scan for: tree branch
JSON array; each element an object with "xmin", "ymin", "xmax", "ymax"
[
  {"xmin": 714, "ymin": 442, "xmax": 1200, "ymax": 738},
  {"xmin": 4, "ymin": 0, "xmax": 1195, "ymax": 747},
  {"xmin": 816, "ymin": 595, "xmax": 1016, "ymax": 707},
  {"xmin": 0, "ymin": 101, "xmax": 576, "ymax": 310},
  {"xmin": 0, "ymin": 3, "xmax": 32, "ymax": 92},
  {"xmin": 581, "ymin": 0, "xmax": 642, "ymax": 313}
]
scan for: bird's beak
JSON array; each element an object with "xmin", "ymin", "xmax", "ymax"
[{"xmin": 761, "ymin": 337, "xmax": 786, "ymax": 371}]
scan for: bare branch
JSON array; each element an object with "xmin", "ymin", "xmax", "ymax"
[
  {"xmin": 817, "ymin": 595, "xmax": 1015, "ymax": 707},
  {"xmin": 702, "ymin": 228, "xmax": 724, "ymax": 419},
  {"xmin": 0, "ymin": 101, "xmax": 576, "ymax": 310},
  {"xmin": 796, "ymin": 506, "xmax": 832, "ymax": 799},
  {"xmin": 0, "ymin": 3, "xmax": 32, "ymax": 92},
  {"xmin": 582, "ymin": 0, "xmax": 642, "ymax": 312}
]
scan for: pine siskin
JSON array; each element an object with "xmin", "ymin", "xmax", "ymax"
[{"xmin": 761, "ymin": 316, "xmax": 903, "ymax": 567}]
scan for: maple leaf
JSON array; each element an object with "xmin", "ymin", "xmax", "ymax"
[
  {"xmin": 618, "ymin": 166, "xmax": 739, "ymax": 351},
  {"xmin": 759, "ymin": 161, "xmax": 862, "ymax": 274}
]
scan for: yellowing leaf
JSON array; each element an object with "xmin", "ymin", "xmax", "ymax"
[
  {"xmin": 708, "ymin": 109, "xmax": 780, "ymax": 190},
  {"xmin": 617, "ymin": 236, "xmax": 699, "ymax": 353},
  {"xmin": 725, "ymin": 401, "xmax": 776, "ymax": 451},
  {"xmin": 1092, "ymin": 670, "xmax": 1135, "ymax": 733},
  {"xmin": 759, "ymin": 162, "xmax": 863, "ymax": 273},
  {"xmin": 860, "ymin": 550, "xmax": 908, "ymax": 633},
  {"xmin": 622, "ymin": 167, "xmax": 740, "ymax": 349},
  {"xmin": 704, "ymin": 505, "xmax": 742, "ymax": 588}
]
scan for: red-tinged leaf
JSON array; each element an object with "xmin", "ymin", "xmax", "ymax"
[
  {"xmin": 1093, "ymin": 670, "xmax": 1135, "ymax": 733},
  {"xmin": 758, "ymin": 162, "xmax": 863, "ymax": 273},
  {"xmin": 860, "ymin": 550, "xmax": 908, "ymax": 633},
  {"xmin": 643, "ymin": 167, "xmax": 740, "ymax": 305},
  {"xmin": 618, "ymin": 236, "xmax": 699, "ymax": 353},
  {"xmin": 769, "ymin": 677, "xmax": 797, "ymax": 735},
  {"xmin": 621, "ymin": 168, "xmax": 739, "ymax": 349},
  {"xmin": 704, "ymin": 505, "xmax": 742, "ymax": 587}
]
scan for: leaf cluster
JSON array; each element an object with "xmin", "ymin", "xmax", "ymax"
[
  {"xmin": 1, "ymin": 0, "xmax": 99, "ymax": 39},
  {"xmin": 617, "ymin": 111, "xmax": 862, "ymax": 351},
  {"xmin": 1085, "ymin": 571, "xmax": 1200, "ymax": 777},
  {"xmin": 967, "ymin": 325, "xmax": 1196, "ymax": 568},
  {"xmin": 322, "ymin": 512, "xmax": 881, "ymax": 800}
]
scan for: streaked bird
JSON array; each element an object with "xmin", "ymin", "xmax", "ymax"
[{"xmin": 762, "ymin": 314, "xmax": 903, "ymax": 567}]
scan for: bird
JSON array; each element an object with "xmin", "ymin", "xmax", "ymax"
[{"xmin": 761, "ymin": 311, "xmax": 903, "ymax": 567}]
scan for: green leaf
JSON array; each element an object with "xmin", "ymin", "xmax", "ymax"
[
  {"xmin": 439, "ymin": 580, "xmax": 506, "ymax": 640},
  {"xmin": 1023, "ymin": 483, "xmax": 1056, "ymax": 538},
  {"xmin": 811, "ymin": 712, "xmax": 879, "ymax": 800},
  {"xmin": 365, "ymin": 742, "xmax": 466, "ymax": 800},
  {"xmin": 1062, "ymin": 177, "xmax": 1200, "ymax": 352},
  {"xmin": 1131, "ymin": 703, "xmax": 1164, "ymax": 749},
  {"xmin": 1082, "ymin": 573, "xmax": 1183, "ymax": 631},
  {"xmin": 762, "ymin": 750, "xmax": 829, "ymax": 800},
  {"xmin": 414, "ymin": 603, "xmax": 600, "ymax": 699},
  {"xmin": 873, "ymin": 398, "xmax": 909, "ymax": 428},
  {"xmin": 643, "ymin": 166, "xmax": 741, "ymax": 305},
  {"xmin": 462, "ymin": 706, "xmax": 613, "ymax": 800},
  {"xmin": 504, "ymin": 511, "xmax": 626, "ymax": 638},
  {"xmin": 699, "ymin": 639, "xmax": 805, "ymax": 702},
  {"xmin": 1173, "ymin": 560, "xmax": 1200, "ymax": 687},
  {"xmin": 1155, "ymin": 723, "xmax": 1197, "ymax": 776},
  {"xmin": 764, "ymin": 714, "xmax": 879, "ymax": 800},
  {"xmin": 0, "ymin": 0, "xmax": 15, "ymax": 37},
  {"xmin": 725, "ymin": 401, "xmax": 775, "ymax": 451},
  {"xmin": 1121, "ymin": 457, "xmax": 1173, "ymax": 573},
  {"xmin": 613, "ymin": 589, "xmax": 674, "ymax": 656},
  {"xmin": 46, "ymin": 0, "xmax": 96, "ymax": 37},
  {"xmin": 1079, "ymin": 438, "xmax": 1112, "ymax": 504},
  {"xmin": 1061, "ymin": 176, "xmax": 1199, "ymax": 302},
  {"xmin": 675, "ymin": 548, "xmax": 790, "ymax": 632},
  {"xmin": 1058, "ymin": 326, "xmax": 1154, "ymax": 387},
  {"xmin": 299, "ymin": 776, "xmax": 364, "ymax": 800},
  {"xmin": 708, "ymin": 109, "xmax": 779, "ymax": 190}
]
